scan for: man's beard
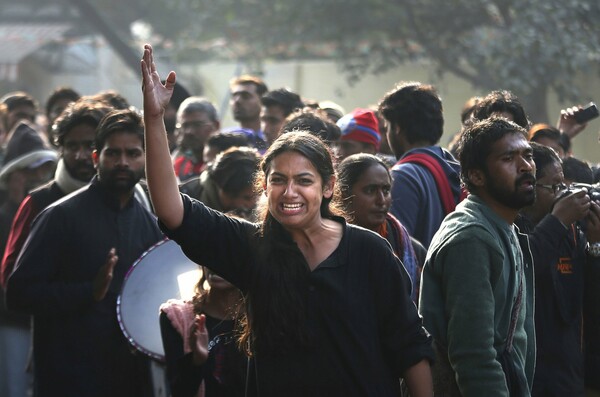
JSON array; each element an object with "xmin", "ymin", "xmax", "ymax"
[
  {"xmin": 485, "ymin": 171, "xmax": 536, "ymax": 210},
  {"xmin": 65, "ymin": 160, "xmax": 95, "ymax": 182},
  {"xmin": 98, "ymin": 167, "xmax": 143, "ymax": 194}
]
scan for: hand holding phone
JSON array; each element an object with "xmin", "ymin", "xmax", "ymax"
[
  {"xmin": 558, "ymin": 101, "xmax": 598, "ymax": 138},
  {"xmin": 574, "ymin": 102, "xmax": 599, "ymax": 124}
]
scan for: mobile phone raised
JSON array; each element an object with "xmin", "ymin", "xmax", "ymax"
[{"xmin": 574, "ymin": 102, "xmax": 599, "ymax": 124}]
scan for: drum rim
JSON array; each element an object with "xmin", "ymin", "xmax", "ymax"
[{"xmin": 117, "ymin": 237, "xmax": 171, "ymax": 362}]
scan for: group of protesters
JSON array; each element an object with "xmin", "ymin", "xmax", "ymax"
[{"xmin": 0, "ymin": 43, "xmax": 598, "ymax": 397}]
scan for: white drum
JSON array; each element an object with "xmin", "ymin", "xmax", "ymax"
[{"xmin": 117, "ymin": 238, "xmax": 201, "ymax": 362}]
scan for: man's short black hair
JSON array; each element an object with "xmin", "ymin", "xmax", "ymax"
[
  {"xmin": 378, "ymin": 81, "xmax": 444, "ymax": 145},
  {"xmin": 95, "ymin": 109, "xmax": 144, "ymax": 151},
  {"xmin": 45, "ymin": 87, "xmax": 81, "ymax": 117},
  {"xmin": 530, "ymin": 142, "xmax": 561, "ymax": 180},
  {"xmin": 261, "ymin": 88, "xmax": 304, "ymax": 117},
  {"xmin": 472, "ymin": 90, "xmax": 530, "ymax": 129},
  {"xmin": 281, "ymin": 110, "xmax": 341, "ymax": 145},
  {"xmin": 528, "ymin": 123, "xmax": 571, "ymax": 155},
  {"xmin": 562, "ymin": 156, "xmax": 593, "ymax": 184},
  {"xmin": 1, "ymin": 91, "xmax": 38, "ymax": 112},
  {"xmin": 53, "ymin": 100, "xmax": 112, "ymax": 147},
  {"xmin": 207, "ymin": 132, "xmax": 250, "ymax": 153}
]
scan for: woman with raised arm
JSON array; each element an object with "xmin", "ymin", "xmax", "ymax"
[{"xmin": 141, "ymin": 44, "xmax": 433, "ymax": 397}]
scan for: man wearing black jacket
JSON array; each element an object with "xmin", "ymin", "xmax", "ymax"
[
  {"xmin": 516, "ymin": 142, "xmax": 600, "ymax": 397},
  {"xmin": 6, "ymin": 109, "xmax": 163, "ymax": 397},
  {"xmin": 0, "ymin": 100, "xmax": 110, "ymax": 397}
]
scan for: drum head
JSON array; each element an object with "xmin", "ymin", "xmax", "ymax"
[{"xmin": 117, "ymin": 238, "xmax": 201, "ymax": 361}]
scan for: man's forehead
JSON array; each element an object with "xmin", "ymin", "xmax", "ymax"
[
  {"xmin": 232, "ymin": 83, "xmax": 258, "ymax": 95},
  {"xmin": 101, "ymin": 143, "xmax": 144, "ymax": 153},
  {"xmin": 103, "ymin": 131, "xmax": 143, "ymax": 146},
  {"xmin": 491, "ymin": 133, "xmax": 530, "ymax": 153}
]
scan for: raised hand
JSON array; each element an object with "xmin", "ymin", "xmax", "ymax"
[
  {"xmin": 557, "ymin": 105, "xmax": 587, "ymax": 139},
  {"xmin": 140, "ymin": 44, "xmax": 176, "ymax": 119},
  {"xmin": 141, "ymin": 44, "xmax": 185, "ymax": 231},
  {"xmin": 92, "ymin": 248, "xmax": 118, "ymax": 302},
  {"xmin": 189, "ymin": 314, "xmax": 209, "ymax": 365}
]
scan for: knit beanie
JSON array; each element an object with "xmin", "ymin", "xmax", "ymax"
[{"xmin": 337, "ymin": 108, "xmax": 380, "ymax": 150}]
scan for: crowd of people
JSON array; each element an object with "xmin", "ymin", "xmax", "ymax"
[{"xmin": 0, "ymin": 42, "xmax": 598, "ymax": 397}]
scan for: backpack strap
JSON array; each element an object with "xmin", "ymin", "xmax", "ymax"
[{"xmin": 397, "ymin": 153, "xmax": 458, "ymax": 215}]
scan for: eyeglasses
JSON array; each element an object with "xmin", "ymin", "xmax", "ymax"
[{"xmin": 535, "ymin": 182, "xmax": 568, "ymax": 194}]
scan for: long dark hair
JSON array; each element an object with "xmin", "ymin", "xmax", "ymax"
[
  {"xmin": 238, "ymin": 132, "xmax": 344, "ymax": 356},
  {"xmin": 191, "ymin": 270, "xmax": 210, "ymax": 315}
]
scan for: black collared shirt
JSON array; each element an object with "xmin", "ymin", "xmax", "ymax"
[{"xmin": 162, "ymin": 194, "xmax": 433, "ymax": 397}]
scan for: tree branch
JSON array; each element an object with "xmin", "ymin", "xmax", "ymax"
[{"xmin": 66, "ymin": 0, "xmax": 140, "ymax": 74}]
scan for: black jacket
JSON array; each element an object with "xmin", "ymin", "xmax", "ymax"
[
  {"xmin": 516, "ymin": 213, "xmax": 600, "ymax": 396},
  {"xmin": 6, "ymin": 177, "xmax": 163, "ymax": 397}
]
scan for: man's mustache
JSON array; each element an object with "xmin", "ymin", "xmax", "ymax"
[{"xmin": 516, "ymin": 173, "xmax": 536, "ymax": 186}]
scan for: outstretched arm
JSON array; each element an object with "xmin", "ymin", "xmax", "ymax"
[{"xmin": 141, "ymin": 44, "xmax": 183, "ymax": 230}]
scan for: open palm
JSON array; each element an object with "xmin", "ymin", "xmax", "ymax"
[{"xmin": 141, "ymin": 44, "xmax": 176, "ymax": 119}]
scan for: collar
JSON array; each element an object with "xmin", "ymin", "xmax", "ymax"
[{"xmin": 54, "ymin": 158, "xmax": 89, "ymax": 195}]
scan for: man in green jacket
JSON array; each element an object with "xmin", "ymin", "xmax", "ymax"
[{"xmin": 420, "ymin": 117, "xmax": 537, "ymax": 396}]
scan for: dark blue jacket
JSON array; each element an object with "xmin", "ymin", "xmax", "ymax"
[{"xmin": 389, "ymin": 146, "xmax": 461, "ymax": 248}]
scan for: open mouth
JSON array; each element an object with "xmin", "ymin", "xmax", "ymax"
[
  {"xmin": 517, "ymin": 175, "xmax": 536, "ymax": 191},
  {"xmin": 281, "ymin": 203, "xmax": 303, "ymax": 214},
  {"xmin": 521, "ymin": 180, "xmax": 535, "ymax": 191}
]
